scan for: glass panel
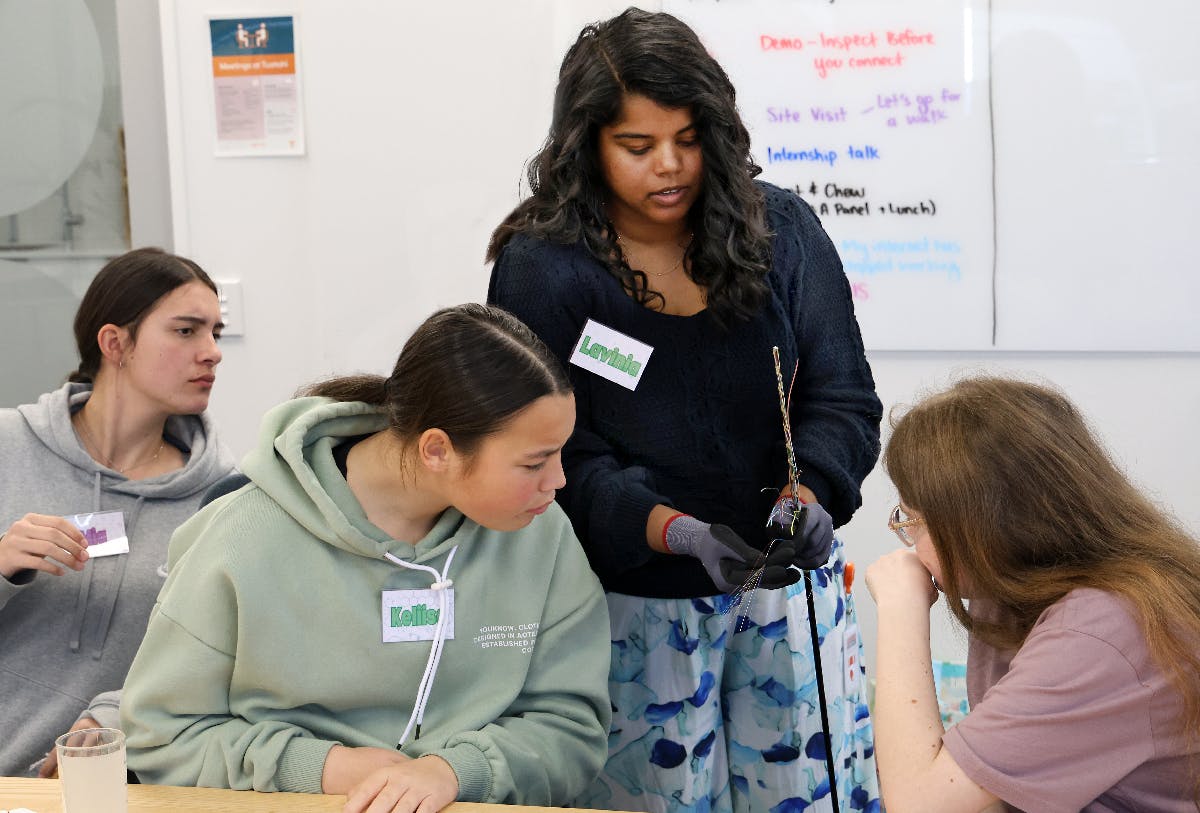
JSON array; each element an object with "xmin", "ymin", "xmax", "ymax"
[
  {"xmin": 0, "ymin": 259, "xmax": 101, "ymax": 407},
  {"xmin": 0, "ymin": 0, "xmax": 127, "ymax": 406}
]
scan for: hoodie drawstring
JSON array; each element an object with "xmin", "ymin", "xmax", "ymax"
[
  {"xmin": 91, "ymin": 495, "xmax": 142, "ymax": 659},
  {"xmin": 383, "ymin": 545, "xmax": 458, "ymax": 749},
  {"xmin": 68, "ymin": 472, "xmax": 143, "ymax": 658},
  {"xmin": 68, "ymin": 473, "xmax": 103, "ymax": 651},
  {"xmin": 68, "ymin": 570, "xmax": 92, "ymax": 653}
]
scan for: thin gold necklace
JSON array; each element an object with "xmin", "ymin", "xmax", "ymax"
[
  {"xmin": 615, "ymin": 232, "xmax": 692, "ymax": 277},
  {"xmin": 74, "ymin": 413, "xmax": 165, "ymax": 475}
]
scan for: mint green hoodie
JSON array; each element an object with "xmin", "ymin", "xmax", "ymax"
[{"xmin": 121, "ymin": 397, "xmax": 611, "ymax": 804}]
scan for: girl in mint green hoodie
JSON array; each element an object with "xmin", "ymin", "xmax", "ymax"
[{"xmin": 121, "ymin": 304, "xmax": 611, "ymax": 812}]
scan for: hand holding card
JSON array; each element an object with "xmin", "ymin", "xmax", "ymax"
[{"xmin": 0, "ymin": 513, "xmax": 89, "ymax": 579}]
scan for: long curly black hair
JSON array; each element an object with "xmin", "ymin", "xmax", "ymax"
[{"xmin": 486, "ymin": 7, "xmax": 771, "ymax": 327}]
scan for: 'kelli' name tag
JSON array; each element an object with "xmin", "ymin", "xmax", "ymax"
[
  {"xmin": 570, "ymin": 319, "xmax": 653, "ymax": 391},
  {"xmin": 66, "ymin": 510, "xmax": 129, "ymax": 558},
  {"xmin": 381, "ymin": 589, "xmax": 455, "ymax": 643}
]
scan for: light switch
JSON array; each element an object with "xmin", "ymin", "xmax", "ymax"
[{"xmin": 215, "ymin": 280, "xmax": 245, "ymax": 336}]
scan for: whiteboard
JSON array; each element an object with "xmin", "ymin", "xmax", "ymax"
[
  {"xmin": 663, "ymin": 0, "xmax": 1200, "ymax": 351},
  {"xmin": 157, "ymin": 0, "xmax": 1200, "ymax": 386}
]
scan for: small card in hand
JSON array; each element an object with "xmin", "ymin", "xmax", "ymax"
[{"xmin": 65, "ymin": 510, "xmax": 129, "ymax": 558}]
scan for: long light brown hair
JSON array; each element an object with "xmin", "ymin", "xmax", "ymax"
[{"xmin": 885, "ymin": 375, "xmax": 1200, "ymax": 795}]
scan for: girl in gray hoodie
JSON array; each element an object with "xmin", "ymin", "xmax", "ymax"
[{"xmin": 0, "ymin": 248, "xmax": 236, "ymax": 777}]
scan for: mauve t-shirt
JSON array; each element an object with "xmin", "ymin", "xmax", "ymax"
[{"xmin": 942, "ymin": 589, "xmax": 1197, "ymax": 813}]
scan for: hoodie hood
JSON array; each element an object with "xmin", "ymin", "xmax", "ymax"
[
  {"xmin": 16, "ymin": 381, "xmax": 233, "ymax": 500},
  {"xmin": 239, "ymin": 396, "xmax": 464, "ymax": 561}
]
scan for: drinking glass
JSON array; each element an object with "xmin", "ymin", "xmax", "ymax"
[{"xmin": 55, "ymin": 727, "xmax": 127, "ymax": 813}]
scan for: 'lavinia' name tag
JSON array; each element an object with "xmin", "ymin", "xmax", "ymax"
[{"xmin": 569, "ymin": 319, "xmax": 653, "ymax": 391}]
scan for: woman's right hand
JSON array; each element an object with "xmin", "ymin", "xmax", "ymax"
[
  {"xmin": 0, "ymin": 513, "xmax": 88, "ymax": 580},
  {"xmin": 865, "ymin": 549, "xmax": 938, "ymax": 610},
  {"xmin": 37, "ymin": 715, "xmax": 100, "ymax": 778},
  {"xmin": 321, "ymin": 744, "xmax": 410, "ymax": 796}
]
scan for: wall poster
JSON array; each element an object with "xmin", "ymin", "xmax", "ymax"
[{"xmin": 208, "ymin": 14, "xmax": 305, "ymax": 157}]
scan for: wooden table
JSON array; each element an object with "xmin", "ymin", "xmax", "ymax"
[{"xmin": 0, "ymin": 777, "xmax": 614, "ymax": 812}]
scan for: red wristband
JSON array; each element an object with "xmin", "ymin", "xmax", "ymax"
[{"xmin": 661, "ymin": 512, "xmax": 689, "ymax": 553}]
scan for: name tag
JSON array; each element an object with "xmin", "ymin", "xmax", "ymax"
[
  {"xmin": 569, "ymin": 319, "xmax": 653, "ymax": 391},
  {"xmin": 66, "ymin": 511, "xmax": 128, "ymax": 558},
  {"xmin": 381, "ymin": 589, "xmax": 455, "ymax": 643}
]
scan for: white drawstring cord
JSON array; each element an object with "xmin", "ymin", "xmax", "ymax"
[{"xmin": 383, "ymin": 546, "xmax": 457, "ymax": 748}]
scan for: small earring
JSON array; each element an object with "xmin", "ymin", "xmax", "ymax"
[{"xmin": 119, "ymin": 358, "xmax": 125, "ymax": 370}]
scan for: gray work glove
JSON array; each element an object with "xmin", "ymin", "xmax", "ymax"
[
  {"xmin": 767, "ymin": 495, "xmax": 834, "ymax": 570},
  {"xmin": 665, "ymin": 514, "xmax": 801, "ymax": 593}
]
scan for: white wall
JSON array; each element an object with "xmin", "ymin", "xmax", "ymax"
[
  {"xmin": 136, "ymin": 1, "xmax": 1199, "ymax": 668},
  {"xmin": 156, "ymin": 0, "xmax": 635, "ymax": 456}
]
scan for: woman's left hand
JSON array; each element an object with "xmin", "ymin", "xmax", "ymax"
[
  {"xmin": 783, "ymin": 483, "xmax": 818, "ymax": 506},
  {"xmin": 342, "ymin": 755, "xmax": 459, "ymax": 813},
  {"xmin": 865, "ymin": 549, "xmax": 938, "ymax": 610},
  {"xmin": 767, "ymin": 495, "xmax": 833, "ymax": 570}
]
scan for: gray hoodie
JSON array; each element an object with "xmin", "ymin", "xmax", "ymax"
[{"xmin": 0, "ymin": 382, "xmax": 236, "ymax": 776}]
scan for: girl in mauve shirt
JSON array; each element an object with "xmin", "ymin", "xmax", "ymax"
[{"xmin": 868, "ymin": 375, "xmax": 1200, "ymax": 813}]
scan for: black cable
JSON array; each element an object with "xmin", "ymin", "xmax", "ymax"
[{"xmin": 804, "ymin": 569, "xmax": 839, "ymax": 810}]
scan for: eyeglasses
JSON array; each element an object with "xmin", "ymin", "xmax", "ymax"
[{"xmin": 888, "ymin": 504, "xmax": 924, "ymax": 547}]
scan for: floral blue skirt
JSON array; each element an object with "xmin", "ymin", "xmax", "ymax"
[{"xmin": 576, "ymin": 536, "xmax": 880, "ymax": 813}]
